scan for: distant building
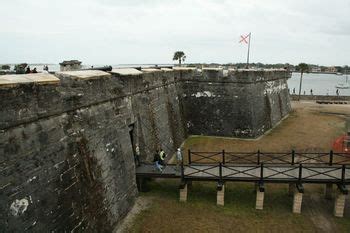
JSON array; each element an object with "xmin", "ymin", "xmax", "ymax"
[
  {"xmin": 326, "ymin": 66, "xmax": 337, "ymax": 73},
  {"xmin": 59, "ymin": 60, "xmax": 82, "ymax": 71},
  {"xmin": 289, "ymin": 67, "xmax": 296, "ymax": 72},
  {"xmin": 311, "ymin": 66, "xmax": 321, "ymax": 73}
]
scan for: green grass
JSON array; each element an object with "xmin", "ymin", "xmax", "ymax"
[
  {"xmin": 131, "ymin": 180, "xmax": 318, "ymax": 232},
  {"xmin": 184, "ymin": 136, "xmax": 209, "ymax": 147}
]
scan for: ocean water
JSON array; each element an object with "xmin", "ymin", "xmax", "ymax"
[{"xmin": 288, "ymin": 73, "xmax": 350, "ymax": 96}]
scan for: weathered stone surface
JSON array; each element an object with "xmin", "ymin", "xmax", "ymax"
[
  {"xmin": 217, "ymin": 185, "xmax": 225, "ymax": 206},
  {"xmin": 56, "ymin": 70, "xmax": 111, "ymax": 80},
  {"xmin": 141, "ymin": 68, "xmax": 162, "ymax": 72},
  {"xmin": 293, "ymin": 192, "xmax": 303, "ymax": 214},
  {"xmin": 179, "ymin": 184, "xmax": 188, "ymax": 202},
  {"xmin": 178, "ymin": 69, "xmax": 291, "ymax": 138},
  {"xmin": 0, "ymin": 73, "xmax": 59, "ymax": 87},
  {"xmin": 0, "ymin": 68, "xmax": 291, "ymax": 231},
  {"xmin": 110, "ymin": 68, "xmax": 142, "ymax": 76},
  {"xmin": 256, "ymin": 190, "xmax": 264, "ymax": 210},
  {"xmin": 334, "ymin": 191, "xmax": 346, "ymax": 217},
  {"xmin": 0, "ymin": 70, "xmax": 186, "ymax": 231}
]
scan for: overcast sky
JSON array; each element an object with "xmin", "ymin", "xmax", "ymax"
[{"xmin": 1, "ymin": 0, "xmax": 350, "ymax": 66}]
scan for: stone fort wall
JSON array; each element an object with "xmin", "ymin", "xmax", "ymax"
[
  {"xmin": 178, "ymin": 68, "xmax": 291, "ymax": 137},
  {"xmin": 0, "ymin": 68, "xmax": 290, "ymax": 231}
]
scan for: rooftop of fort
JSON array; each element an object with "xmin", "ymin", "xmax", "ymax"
[{"xmin": 0, "ymin": 67, "xmax": 290, "ymax": 88}]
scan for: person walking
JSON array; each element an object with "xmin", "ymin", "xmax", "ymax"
[
  {"xmin": 134, "ymin": 144, "xmax": 141, "ymax": 167},
  {"xmin": 153, "ymin": 150, "xmax": 162, "ymax": 172},
  {"xmin": 159, "ymin": 149, "xmax": 167, "ymax": 166},
  {"xmin": 310, "ymin": 89, "xmax": 313, "ymax": 95},
  {"xmin": 176, "ymin": 148, "xmax": 183, "ymax": 172}
]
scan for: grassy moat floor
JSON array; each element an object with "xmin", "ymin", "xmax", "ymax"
[{"xmin": 126, "ymin": 102, "xmax": 350, "ymax": 233}]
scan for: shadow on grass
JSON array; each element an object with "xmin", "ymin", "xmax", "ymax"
[
  {"xmin": 135, "ymin": 180, "xmax": 338, "ymax": 232},
  {"xmin": 141, "ymin": 179, "xmax": 298, "ymax": 216}
]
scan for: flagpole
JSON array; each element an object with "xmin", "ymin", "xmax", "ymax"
[{"xmin": 246, "ymin": 32, "xmax": 251, "ymax": 68}]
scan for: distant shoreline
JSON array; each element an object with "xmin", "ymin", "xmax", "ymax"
[{"xmin": 292, "ymin": 71, "xmax": 341, "ymax": 75}]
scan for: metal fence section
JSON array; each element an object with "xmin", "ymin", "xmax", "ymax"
[
  {"xmin": 180, "ymin": 163, "xmax": 350, "ymax": 184},
  {"xmin": 136, "ymin": 150, "xmax": 350, "ymax": 185},
  {"xmin": 187, "ymin": 150, "xmax": 350, "ymax": 165}
]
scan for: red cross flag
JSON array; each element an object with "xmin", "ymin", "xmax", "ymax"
[
  {"xmin": 239, "ymin": 34, "xmax": 250, "ymax": 44},
  {"xmin": 239, "ymin": 32, "xmax": 252, "ymax": 68}
]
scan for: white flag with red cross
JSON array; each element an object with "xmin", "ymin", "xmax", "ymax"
[
  {"xmin": 239, "ymin": 33, "xmax": 250, "ymax": 44},
  {"xmin": 239, "ymin": 32, "xmax": 252, "ymax": 67}
]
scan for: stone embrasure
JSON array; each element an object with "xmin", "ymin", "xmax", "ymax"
[{"xmin": 0, "ymin": 68, "xmax": 291, "ymax": 231}]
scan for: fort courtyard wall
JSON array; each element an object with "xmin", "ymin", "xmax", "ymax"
[{"xmin": 0, "ymin": 68, "xmax": 290, "ymax": 231}]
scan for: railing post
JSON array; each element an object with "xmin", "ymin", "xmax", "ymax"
[
  {"xmin": 341, "ymin": 165, "xmax": 346, "ymax": 184},
  {"xmin": 329, "ymin": 150, "xmax": 333, "ymax": 166},
  {"xmin": 188, "ymin": 149, "xmax": 192, "ymax": 164},
  {"xmin": 298, "ymin": 164, "xmax": 303, "ymax": 183},
  {"xmin": 222, "ymin": 150, "xmax": 225, "ymax": 164},
  {"xmin": 219, "ymin": 162, "xmax": 223, "ymax": 182},
  {"xmin": 260, "ymin": 163, "xmax": 264, "ymax": 183},
  {"xmin": 292, "ymin": 150, "xmax": 295, "ymax": 165},
  {"xmin": 257, "ymin": 150, "xmax": 261, "ymax": 165}
]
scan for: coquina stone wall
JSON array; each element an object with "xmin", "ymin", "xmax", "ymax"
[
  {"xmin": 0, "ymin": 67, "xmax": 290, "ymax": 232},
  {"xmin": 0, "ymin": 69, "xmax": 186, "ymax": 232},
  {"xmin": 178, "ymin": 68, "xmax": 291, "ymax": 137}
]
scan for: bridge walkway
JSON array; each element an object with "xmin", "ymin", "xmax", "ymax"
[{"xmin": 135, "ymin": 150, "xmax": 350, "ymax": 217}]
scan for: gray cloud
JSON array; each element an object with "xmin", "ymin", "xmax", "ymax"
[{"xmin": 0, "ymin": 0, "xmax": 349, "ymax": 65}]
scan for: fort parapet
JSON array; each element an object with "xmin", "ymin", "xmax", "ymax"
[{"xmin": 0, "ymin": 68, "xmax": 291, "ymax": 231}]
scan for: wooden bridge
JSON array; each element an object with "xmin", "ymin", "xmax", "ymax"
[{"xmin": 136, "ymin": 150, "xmax": 350, "ymax": 217}]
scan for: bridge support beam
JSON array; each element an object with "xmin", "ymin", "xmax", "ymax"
[
  {"xmin": 254, "ymin": 182, "xmax": 258, "ymax": 193},
  {"xmin": 136, "ymin": 177, "xmax": 146, "ymax": 192},
  {"xmin": 288, "ymin": 183, "xmax": 295, "ymax": 196},
  {"xmin": 325, "ymin": 183, "xmax": 333, "ymax": 200},
  {"xmin": 187, "ymin": 180, "xmax": 193, "ymax": 189},
  {"xmin": 217, "ymin": 183, "xmax": 225, "ymax": 206},
  {"xmin": 292, "ymin": 184, "xmax": 304, "ymax": 214},
  {"xmin": 179, "ymin": 183, "xmax": 188, "ymax": 202},
  {"xmin": 256, "ymin": 184, "xmax": 264, "ymax": 210},
  {"xmin": 334, "ymin": 185, "xmax": 348, "ymax": 217}
]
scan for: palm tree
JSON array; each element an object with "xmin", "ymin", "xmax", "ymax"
[
  {"xmin": 173, "ymin": 51, "xmax": 186, "ymax": 66},
  {"xmin": 297, "ymin": 63, "xmax": 309, "ymax": 101}
]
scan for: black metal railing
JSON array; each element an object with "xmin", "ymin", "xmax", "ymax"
[
  {"xmin": 187, "ymin": 150, "xmax": 350, "ymax": 165},
  {"xmin": 181, "ymin": 162, "xmax": 349, "ymax": 184}
]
